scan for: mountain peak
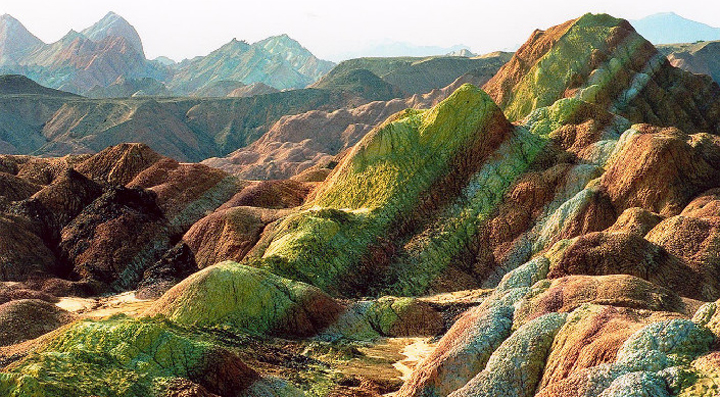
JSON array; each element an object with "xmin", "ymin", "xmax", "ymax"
[
  {"xmin": 631, "ymin": 12, "xmax": 720, "ymax": 44},
  {"xmin": 81, "ymin": 11, "xmax": 144, "ymax": 55},
  {"xmin": 0, "ymin": 13, "xmax": 44, "ymax": 63}
]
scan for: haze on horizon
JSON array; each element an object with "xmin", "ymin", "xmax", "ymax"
[{"xmin": 1, "ymin": 0, "xmax": 719, "ymax": 62}]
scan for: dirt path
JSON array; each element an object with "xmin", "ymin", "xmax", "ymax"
[
  {"xmin": 391, "ymin": 337, "xmax": 436, "ymax": 382},
  {"xmin": 56, "ymin": 291, "xmax": 153, "ymax": 318}
]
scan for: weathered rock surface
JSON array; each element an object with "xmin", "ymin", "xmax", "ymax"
[{"xmin": 0, "ymin": 299, "xmax": 76, "ymax": 346}]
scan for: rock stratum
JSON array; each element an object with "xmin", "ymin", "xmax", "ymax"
[{"xmin": 2, "ymin": 12, "xmax": 720, "ymax": 397}]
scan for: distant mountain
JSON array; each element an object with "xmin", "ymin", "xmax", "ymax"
[
  {"xmin": 0, "ymin": 74, "xmax": 78, "ymax": 97},
  {"xmin": 0, "ymin": 13, "xmax": 167, "ymax": 95},
  {"xmin": 0, "ymin": 73, "xmax": 370, "ymax": 160},
  {"xmin": 658, "ymin": 40, "xmax": 720, "ymax": 84},
  {"xmin": 446, "ymin": 48, "xmax": 477, "ymax": 57},
  {"xmin": 153, "ymin": 56, "xmax": 176, "ymax": 66},
  {"xmin": 85, "ymin": 76, "xmax": 172, "ymax": 98},
  {"xmin": 168, "ymin": 35, "xmax": 335, "ymax": 94},
  {"xmin": 331, "ymin": 40, "xmax": 470, "ymax": 60},
  {"xmin": 631, "ymin": 12, "xmax": 720, "ymax": 44},
  {"xmin": 255, "ymin": 34, "xmax": 335, "ymax": 82},
  {"xmin": 0, "ymin": 14, "xmax": 43, "ymax": 64},
  {"xmin": 314, "ymin": 52, "xmax": 512, "ymax": 96},
  {"xmin": 80, "ymin": 11, "xmax": 145, "ymax": 55},
  {"xmin": 0, "ymin": 14, "xmax": 334, "ymax": 97}
]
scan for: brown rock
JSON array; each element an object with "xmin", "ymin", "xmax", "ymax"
[
  {"xmin": 515, "ymin": 274, "xmax": 692, "ymax": 326},
  {"xmin": 604, "ymin": 207, "xmax": 662, "ymax": 236},
  {"xmin": 183, "ymin": 206, "xmax": 291, "ymax": 269},
  {"xmin": 601, "ymin": 126, "xmax": 720, "ymax": 217},
  {"xmin": 75, "ymin": 143, "xmax": 163, "ymax": 185},
  {"xmin": 217, "ymin": 180, "xmax": 311, "ymax": 210},
  {"xmin": 59, "ymin": 186, "xmax": 171, "ymax": 292},
  {"xmin": 0, "ymin": 299, "xmax": 76, "ymax": 346},
  {"xmin": 538, "ymin": 305, "xmax": 685, "ymax": 391},
  {"xmin": 0, "ymin": 172, "xmax": 40, "ymax": 201},
  {"xmin": 547, "ymin": 231, "xmax": 708, "ymax": 300}
]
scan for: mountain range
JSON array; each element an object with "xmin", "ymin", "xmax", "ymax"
[{"xmin": 0, "ymin": 12, "xmax": 335, "ymax": 96}]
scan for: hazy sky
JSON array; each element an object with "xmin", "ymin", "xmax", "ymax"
[{"xmin": 2, "ymin": 0, "xmax": 720, "ymax": 61}]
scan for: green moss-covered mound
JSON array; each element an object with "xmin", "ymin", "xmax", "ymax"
[
  {"xmin": 255, "ymin": 84, "xmax": 525, "ymax": 296},
  {"xmin": 145, "ymin": 261, "xmax": 345, "ymax": 337},
  {"xmin": 0, "ymin": 315, "xmax": 259, "ymax": 397}
]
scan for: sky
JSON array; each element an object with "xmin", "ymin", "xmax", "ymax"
[{"xmin": 1, "ymin": 0, "xmax": 720, "ymax": 62}]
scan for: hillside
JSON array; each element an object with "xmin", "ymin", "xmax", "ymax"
[
  {"xmin": 0, "ymin": 74, "xmax": 79, "ymax": 97},
  {"xmin": 659, "ymin": 40, "xmax": 720, "ymax": 84},
  {"xmin": 0, "ymin": 79, "xmax": 364, "ymax": 161},
  {"xmin": 204, "ymin": 68, "xmax": 499, "ymax": 179},
  {"xmin": 2, "ymin": 12, "xmax": 720, "ymax": 397},
  {"xmin": 0, "ymin": 49, "xmax": 511, "ymax": 164}
]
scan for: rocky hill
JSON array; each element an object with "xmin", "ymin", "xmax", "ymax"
[
  {"xmin": 0, "ymin": 51, "xmax": 510, "ymax": 163},
  {"xmin": 0, "ymin": 74, "xmax": 79, "ymax": 97},
  {"xmin": 659, "ymin": 40, "xmax": 720, "ymax": 85},
  {"xmin": 2, "ymin": 12, "xmax": 720, "ymax": 397},
  {"xmin": 204, "ymin": 55, "xmax": 512, "ymax": 180},
  {"xmin": 0, "ymin": 14, "xmax": 43, "ymax": 64}
]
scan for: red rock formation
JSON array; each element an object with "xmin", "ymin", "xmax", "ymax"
[
  {"xmin": 183, "ymin": 206, "xmax": 291, "ymax": 269},
  {"xmin": 600, "ymin": 126, "xmax": 720, "ymax": 217}
]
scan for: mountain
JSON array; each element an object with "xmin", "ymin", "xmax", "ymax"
[
  {"xmin": 446, "ymin": 48, "xmax": 477, "ymax": 57},
  {"xmin": 152, "ymin": 56, "xmax": 175, "ymax": 66},
  {"xmin": 0, "ymin": 14, "xmax": 43, "ymax": 64},
  {"xmin": 4, "ymin": 12, "xmax": 720, "ymax": 397},
  {"xmin": 0, "ymin": 52, "xmax": 508, "ymax": 162},
  {"xmin": 0, "ymin": 14, "xmax": 334, "ymax": 97},
  {"xmin": 255, "ymin": 34, "xmax": 335, "ymax": 82},
  {"xmin": 0, "ymin": 17, "xmax": 168, "ymax": 95},
  {"xmin": 314, "ymin": 52, "xmax": 512, "ymax": 96},
  {"xmin": 631, "ymin": 12, "xmax": 720, "ymax": 44},
  {"xmin": 80, "ymin": 11, "xmax": 145, "ymax": 56},
  {"xmin": 168, "ymin": 35, "xmax": 335, "ymax": 94},
  {"xmin": 331, "ymin": 40, "xmax": 470, "ymax": 60},
  {"xmin": 85, "ymin": 76, "xmax": 172, "ymax": 98},
  {"xmin": 659, "ymin": 40, "xmax": 720, "ymax": 84}
]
